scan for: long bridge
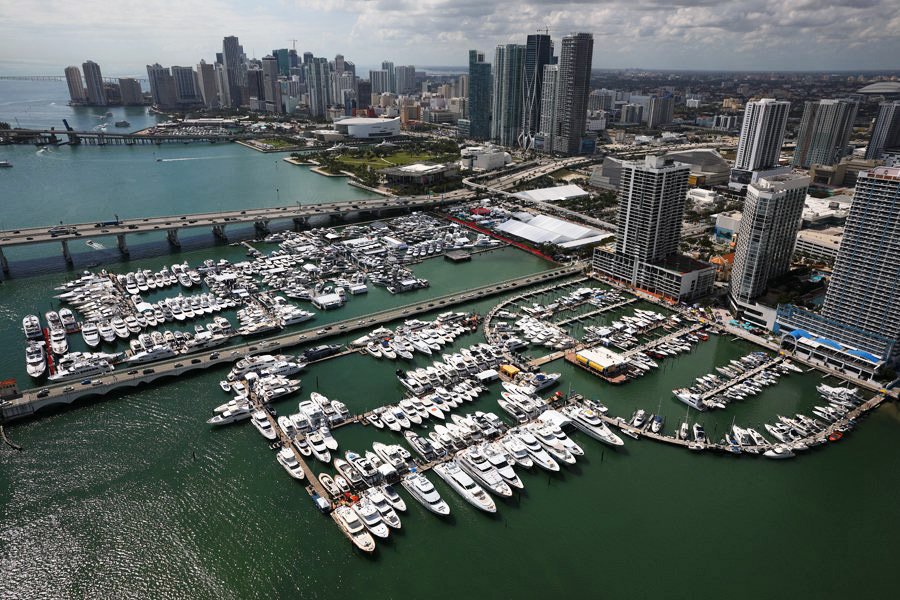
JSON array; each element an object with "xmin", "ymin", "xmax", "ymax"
[
  {"xmin": 0, "ymin": 194, "xmax": 474, "ymax": 273},
  {"xmin": 1, "ymin": 127, "xmax": 253, "ymax": 146},
  {"xmin": 0, "ymin": 265, "xmax": 583, "ymax": 423}
]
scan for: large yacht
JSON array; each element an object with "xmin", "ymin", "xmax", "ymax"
[
  {"xmin": 276, "ymin": 447, "xmax": 306, "ymax": 480},
  {"xmin": 23, "ymin": 315, "xmax": 42, "ymax": 340},
  {"xmin": 562, "ymin": 405, "xmax": 625, "ymax": 447},
  {"xmin": 49, "ymin": 327, "xmax": 69, "ymax": 355},
  {"xmin": 25, "ymin": 342, "xmax": 47, "ymax": 378},
  {"xmin": 432, "ymin": 461, "xmax": 496, "ymax": 513},
  {"xmin": 332, "ymin": 506, "xmax": 375, "ymax": 553},
  {"xmin": 511, "ymin": 429, "xmax": 560, "ymax": 471},
  {"xmin": 126, "ymin": 345, "xmax": 176, "ymax": 364},
  {"xmin": 250, "ymin": 410, "xmax": 277, "ymax": 440},
  {"xmin": 81, "ymin": 322, "xmax": 101, "ymax": 348},
  {"xmin": 400, "ymin": 473, "xmax": 450, "ymax": 516},
  {"xmin": 457, "ymin": 446, "xmax": 513, "ymax": 497},
  {"xmin": 207, "ymin": 404, "xmax": 251, "ymax": 426},
  {"xmin": 352, "ymin": 498, "xmax": 390, "ymax": 539},
  {"xmin": 48, "ymin": 359, "xmax": 113, "ymax": 382}
]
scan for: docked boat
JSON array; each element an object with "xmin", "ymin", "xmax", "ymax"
[
  {"xmin": 380, "ymin": 483, "xmax": 407, "ymax": 512},
  {"xmin": 432, "ymin": 460, "xmax": 496, "ymax": 513},
  {"xmin": 334, "ymin": 458, "xmax": 363, "ymax": 488},
  {"xmin": 400, "ymin": 473, "xmax": 450, "ymax": 516},
  {"xmin": 26, "ymin": 342, "xmax": 47, "ymax": 378},
  {"xmin": 307, "ymin": 431, "xmax": 331, "ymax": 463},
  {"xmin": 511, "ymin": 430, "xmax": 559, "ymax": 471},
  {"xmin": 346, "ymin": 450, "xmax": 380, "ymax": 486},
  {"xmin": 23, "ymin": 315, "xmax": 42, "ymax": 340},
  {"xmin": 320, "ymin": 427, "xmax": 338, "ymax": 451},
  {"xmin": 276, "ymin": 447, "xmax": 306, "ymax": 480},
  {"xmin": 529, "ymin": 425, "xmax": 576, "ymax": 465},
  {"xmin": 250, "ymin": 410, "xmax": 277, "ymax": 440},
  {"xmin": 48, "ymin": 358, "xmax": 113, "ymax": 382},
  {"xmin": 49, "ymin": 327, "xmax": 68, "ymax": 355},
  {"xmin": 366, "ymin": 488, "xmax": 402, "ymax": 529},
  {"xmin": 352, "ymin": 498, "xmax": 390, "ymax": 538},
  {"xmin": 499, "ymin": 435, "xmax": 534, "ymax": 469},
  {"xmin": 318, "ymin": 473, "xmax": 342, "ymax": 497},
  {"xmin": 333, "ymin": 506, "xmax": 376, "ymax": 553},
  {"xmin": 81, "ymin": 322, "xmax": 101, "ymax": 347},
  {"xmin": 207, "ymin": 404, "xmax": 251, "ymax": 425},
  {"xmin": 562, "ymin": 405, "xmax": 624, "ymax": 447},
  {"xmin": 458, "ymin": 447, "xmax": 513, "ymax": 497},
  {"xmin": 482, "ymin": 443, "xmax": 524, "ymax": 489}
]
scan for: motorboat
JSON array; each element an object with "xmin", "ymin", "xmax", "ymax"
[
  {"xmin": 23, "ymin": 315, "xmax": 42, "ymax": 339},
  {"xmin": 81, "ymin": 322, "xmax": 101, "ymax": 347},
  {"xmin": 318, "ymin": 473, "xmax": 342, "ymax": 497},
  {"xmin": 764, "ymin": 445, "xmax": 795, "ymax": 459},
  {"xmin": 352, "ymin": 498, "xmax": 390, "ymax": 538},
  {"xmin": 372, "ymin": 442, "xmax": 412, "ymax": 473},
  {"xmin": 276, "ymin": 447, "xmax": 306, "ymax": 480},
  {"xmin": 562, "ymin": 405, "xmax": 624, "ymax": 447},
  {"xmin": 320, "ymin": 427, "xmax": 338, "ymax": 451},
  {"xmin": 511, "ymin": 430, "xmax": 559, "ymax": 472},
  {"xmin": 346, "ymin": 450, "xmax": 380, "ymax": 486},
  {"xmin": 26, "ymin": 342, "xmax": 46, "ymax": 378},
  {"xmin": 457, "ymin": 447, "xmax": 513, "ymax": 497},
  {"xmin": 529, "ymin": 425, "xmax": 576, "ymax": 465},
  {"xmin": 334, "ymin": 458, "xmax": 363, "ymax": 488},
  {"xmin": 380, "ymin": 484, "xmax": 407, "ymax": 512},
  {"xmin": 366, "ymin": 488, "xmax": 402, "ymax": 529},
  {"xmin": 400, "ymin": 473, "xmax": 450, "ymax": 516},
  {"xmin": 482, "ymin": 443, "xmax": 524, "ymax": 489},
  {"xmin": 307, "ymin": 431, "xmax": 331, "ymax": 463},
  {"xmin": 49, "ymin": 327, "xmax": 69, "ymax": 355},
  {"xmin": 499, "ymin": 435, "xmax": 534, "ymax": 469},
  {"xmin": 207, "ymin": 404, "xmax": 252, "ymax": 425},
  {"xmin": 333, "ymin": 506, "xmax": 376, "ymax": 553},
  {"xmin": 432, "ymin": 461, "xmax": 496, "ymax": 513},
  {"xmin": 250, "ymin": 410, "xmax": 277, "ymax": 440}
]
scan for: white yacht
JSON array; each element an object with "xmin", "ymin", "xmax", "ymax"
[
  {"xmin": 48, "ymin": 359, "xmax": 113, "ymax": 382},
  {"xmin": 433, "ymin": 461, "xmax": 496, "ymax": 513},
  {"xmin": 126, "ymin": 345, "xmax": 176, "ymax": 364},
  {"xmin": 380, "ymin": 484, "xmax": 406, "ymax": 512},
  {"xmin": 457, "ymin": 447, "xmax": 513, "ymax": 497},
  {"xmin": 562, "ymin": 405, "xmax": 625, "ymax": 447},
  {"xmin": 97, "ymin": 320, "xmax": 116, "ymax": 343},
  {"xmin": 482, "ymin": 443, "xmax": 524, "ymax": 489},
  {"xmin": 511, "ymin": 430, "xmax": 560, "ymax": 472},
  {"xmin": 23, "ymin": 315, "xmax": 42, "ymax": 340},
  {"xmin": 81, "ymin": 322, "xmax": 101, "ymax": 348},
  {"xmin": 530, "ymin": 425, "xmax": 577, "ymax": 464},
  {"xmin": 499, "ymin": 436, "xmax": 534, "ymax": 469},
  {"xmin": 207, "ymin": 404, "xmax": 252, "ymax": 425},
  {"xmin": 333, "ymin": 506, "xmax": 376, "ymax": 553},
  {"xmin": 352, "ymin": 499, "xmax": 390, "ymax": 538},
  {"xmin": 276, "ymin": 447, "xmax": 306, "ymax": 480},
  {"xmin": 250, "ymin": 410, "xmax": 277, "ymax": 440},
  {"xmin": 400, "ymin": 473, "xmax": 450, "ymax": 516},
  {"xmin": 307, "ymin": 431, "xmax": 332, "ymax": 463},
  {"xmin": 320, "ymin": 427, "xmax": 338, "ymax": 451},
  {"xmin": 26, "ymin": 342, "xmax": 47, "ymax": 378},
  {"xmin": 49, "ymin": 327, "xmax": 68, "ymax": 355},
  {"xmin": 366, "ymin": 488, "xmax": 402, "ymax": 529}
]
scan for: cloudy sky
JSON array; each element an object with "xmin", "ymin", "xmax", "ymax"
[{"xmin": 1, "ymin": 0, "xmax": 898, "ymax": 76}]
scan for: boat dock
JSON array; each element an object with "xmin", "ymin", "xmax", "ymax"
[
  {"xmin": 696, "ymin": 356, "xmax": 784, "ymax": 403},
  {"xmin": 554, "ymin": 297, "xmax": 638, "ymax": 327},
  {"xmin": 1, "ymin": 265, "xmax": 582, "ymax": 423},
  {"xmin": 619, "ymin": 323, "xmax": 705, "ymax": 359}
]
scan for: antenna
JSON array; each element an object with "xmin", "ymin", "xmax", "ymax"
[{"xmin": 289, "ymin": 39, "xmax": 298, "ymax": 51}]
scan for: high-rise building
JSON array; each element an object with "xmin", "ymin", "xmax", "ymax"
[
  {"xmin": 792, "ymin": 99, "xmax": 858, "ymax": 168},
  {"xmin": 118, "ymin": 78, "xmax": 144, "ymax": 105},
  {"xmin": 214, "ymin": 63, "xmax": 230, "ymax": 108},
  {"xmin": 467, "ymin": 50, "xmax": 492, "ymax": 141},
  {"xmin": 734, "ymin": 99, "xmax": 790, "ymax": 171},
  {"xmin": 171, "ymin": 66, "xmax": 201, "ymax": 105},
  {"xmin": 730, "ymin": 174, "xmax": 810, "ymax": 305},
  {"xmin": 247, "ymin": 69, "xmax": 266, "ymax": 112},
  {"xmin": 273, "ymin": 48, "xmax": 291, "ymax": 76},
  {"xmin": 538, "ymin": 65, "xmax": 558, "ymax": 146},
  {"xmin": 82, "ymin": 60, "xmax": 107, "ymax": 106},
  {"xmin": 818, "ymin": 167, "xmax": 900, "ymax": 357},
  {"xmin": 64, "ymin": 66, "xmax": 86, "ymax": 103},
  {"xmin": 381, "ymin": 61, "xmax": 395, "ymax": 93},
  {"xmin": 196, "ymin": 60, "xmax": 219, "ymax": 108},
  {"xmin": 304, "ymin": 57, "xmax": 331, "ymax": 117},
  {"xmin": 303, "ymin": 52, "xmax": 314, "ymax": 65},
  {"xmin": 490, "ymin": 44, "xmax": 526, "ymax": 148},
  {"xmin": 395, "ymin": 65, "xmax": 416, "ymax": 95},
  {"xmin": 552, "ymin": 33, "xmax": 593, "ymax": 155},
  {"xmin": 647, "ymin": 95, "xmax": 674, "ymax": 129},
  {"xmin": 522, "ymin": 33, "xmax": 552, "ymax": 146},
  {"xmin": 261, "ymin": 55, "xmax": 282, "ymax": 114},
  {"xmin": 593, "ymin": 156, "xmax": 715, "ymax": 301},
  {"xmin": 146, "ymin": 64, "xmax": 177, "ymax": 108},
  {"xmin": 864, "ymin": 101, "xmax": 900, "ymax": 160},
  {"xmin": 370, "ymin": 70, "xmax": 390, "ymax": 94},
  {"xmin": 222, "ymin": 36, "xmax": 244, "ymax": 108}
]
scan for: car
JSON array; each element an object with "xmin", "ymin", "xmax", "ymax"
[
  {"xmin": 92, "ymin": 380, "xmax": 104, "ymax": 386},
  {"xmin": 264, "ymin": 341, "xmax": 280, "ymax": 347},
  {"xmin": 142, "ymin": 368, "xmax": 155, "ymax": 374},
  {"xmin": 209, "ymin": 352, "xmax": 220, "ymax": 359},
  {"xmin": 402, "ymin": 310, "xmax": 410, "ymax": 314},
  {"xmin": 338, "ymin": 325, "xmax": 347, "ymax": 330},
  {"xmin": 36, "ymin": 388, "xmax": 50, "ymax": 398},
  {"xmin": 316, "ymin": 329, "xmax": 326, "ymax": 335},
  {"xmin": 248, "ymin": 347, "xmax": 258, "ymax": 352},
  {"xmin": 174, "ymin": 363, "xmax": 184, "ymax": 368},
  {"xmin": 81, "ymin": 379, "xmax": 92, "ymax": 385},
  {"xmin": 63, "ymin": 386, "xmax": 75, "ymax": 392},
  {"xmin": 368, "ymin": 318, "xmax": 376, "ymax": 323},
  {"xmin": 428, "ymin": 303, "xmax": 434, "ymax": 307},
  {"xmin": 127, "ymin": 369, "xmax": 139, "ymax": 375},
  {"xmin": 127, "ymin": 224, "xmax": 138, "ymax": 230},
  {"xmin": 191, "ymin": 358, "xmax": 202, "ymax": 364}
]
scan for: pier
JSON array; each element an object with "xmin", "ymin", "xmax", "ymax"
[
  {"xmin": 696, "ymin": 356, "xmax": 784, "ymax": 403},
  {"xmin": 554, "ymin": 297, "xmax": 638, "ymax": 327},
  {"xmin": 619, "ymin": 323, "xmax": 705, "ymax": 359},
  {"xmin": 1, "ymin": 264, "xmax": 583, "ymax": 423}
]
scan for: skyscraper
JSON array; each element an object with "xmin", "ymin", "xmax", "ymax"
[
  {"xmin": 734, "ymin": 99, "xmax": 790, "ymax": 171},
  {"xmin": 593, "ymin": 155, "xmax": 715, "ymax": 301},
  {"xmin": 817, "ymin": 166, "xmax": 900, "ymax": 358},
  {"xmin": 304, "ymin": 57, "xmax": 331, "ymax": 118},
  {"xmin": 370, "ymin": 70, "xmax": 390, "ymax": 95},
  {"xmin": 146, "ymin": 64, "xmax": 177, "ymax": 108},
  {"xmin": 467, "ymin": 50, "xmax": 492, "ymax": 141},
  {"xmin": 118, "ymin": 78, "xmax": 144, "ymax": 106},
  {"xmin": 381, "ymin": 61, "xmax": 395, "ymax": 93},
  {"xmin": 538, "ymin": 65, "xmax": 558, "ymax": 148},
  {"xmin": 261, "ymin": 55, "xmax": 282, "ymax": 114},
  {"xmin": 273, "ymin": 48, "xmax": 291, "ymax": 76},
  {"xmin": 82, "ymin": 60, "xmax": 107, "ymax": 106},
  {"xmin": 490, "ymin": 44, "xmax": 526, "ymax": 147},
  {"xmin": 730, "ymin": 174, "xmax": 810, "ymax": 305},
  {"xmin": 864, "ymin": 101, "xmax": 900, "ymax": 160},
  {"xmin": 552, "ymin": 33, "xmax": 593, "ymax": 155},
  {"xmin": 171, "ymin": 66, "xmax": 201, "ymax": 105},
  {"xmin": 196, "ymin": 60, "xmax": 219, "ymax": 108},
  {"xmin": 522, "ymin": 33, "xmax": 552, "ymax": 146},
  {"xmin": 395, "ymin": 65, "xmax": 416, "ymax": 95},
  {"xmin": 647, "ymin": 95, "xmax": 674, "ymax": 129},
  {"xmin": 64, "ymin": 66, "xmax": 86, "ymax": 103},
  {"xmin": 792, "ymin": 99, "xmax": 858, "ymax": 168},
  {"xmin": 222, "ymin": 36, "xmax": 244, "ymax": 108}
]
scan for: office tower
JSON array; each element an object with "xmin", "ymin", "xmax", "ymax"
[
  {"xmin": 171, "ymin": 66, "xmax": 201, "ymax": 105},
  {"xmin": 552, "ymin": 33, "xmax": 593, "ymax": 155},
  {"xmin": 522, "ymin": 33, "xmax": 552, "ymax": 145},
  {"xmin": 196, "ymin": 60, "xmax": 219, "ymax": 108},
  {"xmin": 734, "ymin": 99, "xmax": 790, "ymax": 171},
  {"xmin": 457, "ymin": 74, "xmax": 469, "ymax": 99},
  {"xmin": 273, "ymin": 48, "xmax": 291, "ymax": 76},
  {"xmin": 865, "ymin": 101, "xmax": 900, "ymax": 160},
  {"xmin": 214, "ymin": 63, "xmax": 230, "ymax": 108},
  {"xmin": 303, "ymin": 51, "xmax": 314, "ymax": 65},
  {"xmin": 730, "ymin": 174, "xmax": 810, "ymax": 304},
  {"xmin": 82, "ymin": 60, "xmax": 107, "ymax": 106},
  {"xmin": 792, "ymin": 99, "xmax": 858, "ymax": 168},
  {"xmin": 343, "ymin": 60, "xmax": 356, "ymax": 78},
  {"xmin": 381, "ymin": 61, "xmax": 395, "ymax": 93},
  {"xmin": 467, "ymin": 49, "xmax": 492, "ymax": 140},
  {"xmin": 395, "ymin": 65, "xmax": 416, "ymax": 95},
  {"xmin": 370, "ymin": 70, "xmax": 390, "ymax": 94},
  {"xmin": 490, "ymin": 44, "xmax": 526, "ymax": 147},
  {"xmin": 146, "ymin": 64, "xmax": 176, "ymax": 108},
  {"xmin": 247, "ymin": 69, "xmax": 266, "ymax": 111},
  {"xmin": 817, "ymin": 166, "xmax": 900, "ymax": 358},
  {"xmin": 304, "ymin": 57, "xmax": 331, "ymax": 117},
  {"xmin": 619, "ymin": 103, "xmax": 643, "ymax": 124},
  {"xmin": 289, "ymin": 49, "xmax": 299, "ymax": 69},
  {"xmin": 648, "ymin": 95, "xmax": 674, "ymax": 129},
  {"xmin": 260, "ymin": 56, "xmax": 282, "ymax": 114},
  {"xmin": 64, "ymin": 66, "xmax": 86, "ymax": 103},
  {"xmin": 593, "ymin": 156, "xmax": 714, "ymax": 301},
  {"xmin": 118, "ymin": 78, "xmax": 143, "ymax": 105},
  {"xmin": 333, "ymin": 54, "xmax": 345, "ymax": 75},
  {"xmin": 538, "ymin": 65, "xmax": 558, "ymax": 145},
  {"xmin": 222, "ymin": 36, "xmax": 244, "ymax": 108},
  {"xmin": 356, "ymin": 80, "xmax": 371, "ymax": 109}
]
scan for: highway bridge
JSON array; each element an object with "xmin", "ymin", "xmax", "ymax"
[
  {"xmin": 1, "ymin": 127, "xmax": 255, "ymax": 146},
  {"xmin": 0, "ymin": 264, "xmax": 582, "ymax": 423},
  {"xmin": 0, "ymin": 193, "xmax": 474, "ymax": 273}
]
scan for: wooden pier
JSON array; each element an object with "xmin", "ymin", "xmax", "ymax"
[
  {"xmin": 697, "ymin": 356, "xmax": 783, "ymax": 403},
  {"xmin": 554, "ymin": 297, "xmax": 638, "ymax": 327}
]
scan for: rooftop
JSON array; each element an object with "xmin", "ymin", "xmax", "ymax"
[{"xmin": 513, "ymin": 184, "xmax": 589, "ymax": 203}]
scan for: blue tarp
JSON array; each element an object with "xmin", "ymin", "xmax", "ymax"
[{"xmin": 846, "ymin": 349, "xmax": 881, "ymax": 364}]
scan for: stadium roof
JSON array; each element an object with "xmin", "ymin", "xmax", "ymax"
[{"xmin": 857, "ymin": 82, "xmax": 900, "ymax": 95}]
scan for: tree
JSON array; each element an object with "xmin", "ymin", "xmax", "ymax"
[{"xmin": 0, "ymin": 122, "xmax": 10, "ymax": 130}]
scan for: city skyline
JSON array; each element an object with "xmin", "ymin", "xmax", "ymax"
[{"xmin": 2, "ymin": 1, "xmax": 900, "ymax": 75}]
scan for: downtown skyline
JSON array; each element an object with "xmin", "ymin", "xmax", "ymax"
[{"xmin": 2, "ymin": 0, "xmax": 900, "ymax": 75}]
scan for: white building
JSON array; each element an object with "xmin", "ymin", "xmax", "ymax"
[
  {"xmin": 332, "ymin": 117, "xmax": 400, "ymax": 138},
  {"xmin": 730, "ymin": 98, "xmax": 790, "ymax": 190},
  {"xmin": 794, "ymin": 227, "xmax": 843, "ymax": 262},
  {"xmin": 513, "ymin": 184, "xmax": 589, "ymax": 203},
  {"xmin": 686, "ymin": 188, "xmax": 722, "ymax": 210},
  {"xmin": 459, "ymin": 146, "xmax": 512, "ymax": 171}
]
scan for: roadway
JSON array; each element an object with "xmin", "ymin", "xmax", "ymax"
[{"xmin": 0, "ymin": 264, "xmax": 584, "ymax": 423}]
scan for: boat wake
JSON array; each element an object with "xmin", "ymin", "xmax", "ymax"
[{"xmin": 156, "ymin": 156, "xmax": 229, "ymax": 162}]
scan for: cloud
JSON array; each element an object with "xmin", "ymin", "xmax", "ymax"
[{"xmin": 0, "ymin": 0, "xmax": 897, "ymax": 74}]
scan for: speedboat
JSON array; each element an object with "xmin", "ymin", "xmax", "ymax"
[
  {"xmin": 367, "ymin": 411, "xmax": 385, "ymax": 428},
  {"xmin": 432, "ymin": 460, "xmax": 496, "ymax": 513},
  {"xmin": 763, "ymin": 445, "xmax": 795, "ymax": 459},
  {"xmin": 333, "ymin": 506, "xmax": 376, "ymax": 553},
  {"xmin": 318, "ymin": 473, "xmax": 341, "ymax": 497},
  {"xmin": 334, "ymin": 458, "xmax": 363, "ymax": 488},
  {"xmin": 352, "ymin": 498, "xmax": 390, "ymax": 538},
  {"xmin": 276, "ymin": 447, "xmax": 305, "ymax": 480},
  {"xmin": 401, "ymin": 473, "xmax": 450, "ymax": 516},
  {"xmin": 457, "ymin": 447, "xmax": 513, "ymax": 497}
]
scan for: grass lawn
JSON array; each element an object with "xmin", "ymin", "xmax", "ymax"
[{"xmin": 333, "ymin": 150, "xmax": 449, "ymax": 169}]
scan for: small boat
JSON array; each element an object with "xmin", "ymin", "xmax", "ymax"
[
  {"xmin": 320, "ymin": 427, "xmax": 338, "ymax": 451},
  {"xmin": 318, "ymin": 473, "xmax": 342, "ymax": 497},
  {"xmin": 763, "ymin": 445, "xmax": 795, "ymax": 459}
]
